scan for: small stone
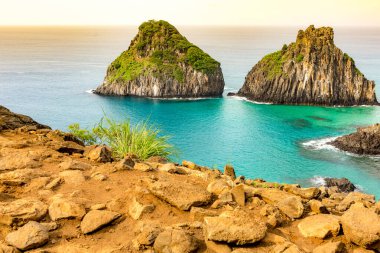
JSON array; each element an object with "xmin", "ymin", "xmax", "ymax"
[
  {"xmin": 207, "ymin": 179, "xmax": 232, "ymax": 195},
  {"xmin": 182, "ymin": 160, "xmax": 200, "ymax": 170},
  {"xmin": 84, "ymin": 145, "xmax": 112, "ymax": 163},
  {"xmin": 45, "ymin": 177, "xmax": 62, "ymax": 190},
  {"xmin": 205, "ymin": 240, "xmax": 232, "ymax": 253},
  {"xmin": 80, "ymin": 210, "xmax": 121, "ymax": 234},
  {"xmin": 128, "ymin": 198, "xmax": 155, "ymax": 220},
  {"xmin": 154, "ymin": 228, "xmax": 198, "ymax": 253},
  {"xmin": 231, "ymin": 184, "xmax": 245, "ymax": 206},
  {"xmin": 159, "ymin": 163, "xmax": 183, "ymax": 174},
  {"xmin": 298, "ymin": 214, "xmax": 341, "ymax": 239},
  {"xmin": 309, "ymin": 199, "xmax": 328, "ymax": 214},
  {"xmin": 115, "ymin": 156, "xmax": 135, "ymax": 170},
  {"xmin": 40, "ymin": 222, "xmax": 58, "ymax": 231},
  {"xmin": 59, "ymin": 159, "xmax": 92, "ymax": 171},
  {"xmin": 91, "ymin": 172, "xmax": 108, "ymax": 181},
  {"xmin": 48, "ymin": 198, "xmax": 86, "ymax": 221},
  {"xmin": 6, "ymin": 221, "xmax": 49, "ymax": 251},
  {"xmin": 189, "ymin": 207, "xmax": 218, "ymax": 222},
  {"xmin": 132, "ymin": 223, "xmax": 161, "ymax": 250},
  {"xmin": 134, "ymin": 163, "xmax": 154, "ymax": 172},
  {"xmin": 0, "ymin": 242, "xmax": 19, "ymax": 253},
  {"xmin": 224, "ymin": 164, "xmax": 236, "ymax": 180},
  {"xmin": 276, "ymin": 196, "xmax": 304, "ymax": 219}
]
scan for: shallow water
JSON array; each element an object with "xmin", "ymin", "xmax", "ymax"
[{"xmin": 0, "ymin": 26, "xmax": 379, "ymax": 197}]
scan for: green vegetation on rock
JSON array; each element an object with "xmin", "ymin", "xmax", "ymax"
[
  {"xmin": 106, "ymin": 20, "xmax": 220, "ymax": 84},
  {"xmin": 295, "ymin": 54, "xmax": 304, "ymax": 63},
  {"xmin": 343, "ymin": 53, "xmax": 363, "ymax": 76},
  {"xmin": 259, "ymin": 50, "xmax": 285, "ymax": 80},
  {"xmin": 68, "ymin": 116, "xmax": 176, "ymax": 160}
]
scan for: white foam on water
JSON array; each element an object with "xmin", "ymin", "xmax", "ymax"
[
  {"xmin": 85, "ymin": 89, "xmax": 95, "ymax": 94},
  {"xmin": 228, "ymin": 95, "xmax": 273, "ymax": 105},
  {"xmin": 149, "ymin": 96, "xmax": 218, "ymax": 101},
  {"xmin": 309, "ymin": 176, "xmax": 327, "ymax": 187},
  {"xmin": 302, "ymin": 137, "xmax": 339, "ymax": 151}
]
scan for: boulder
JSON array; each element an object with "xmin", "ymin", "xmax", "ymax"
[
  {"xmin": 0, "ymin": 169, "xmax": 46, "ymax": 186},
  {"xmin": 189, "ymin": 207, "xmax": 218, "ymax": 222},
  {"xmin": 224, "ymin": 164, "xmax": 236, "ymax": 179},
  {"xmin": 204, "ymin": 210, "xmax": 267, "ymax": 245},
  {"xmin": 132, "ymin": 223, "xmax": 162, "ymax": 250},
  {"xmin": 182, "ymin": 160, "xmax": 200, "ymax": 171},
  {"xmin": 128, "ymin": 198, "xmax": 155, "ymax": 220},
  {"xmin": 283, "ymin": 185, "xmax": 320, "ymax": 200},
  {"xmin": 325, "ymin": 178, "xmax": 356, "ymax": 193},
  {"xmin": 341, "ymin": 204, "xmax": 380, "ymax": 249},
  {"xmin": 207, "ymin": 179, "xmax": 232, "ymax": 195},
  {"xmin": 308, "ymin": 199, "xmax": 328, "ymax": 214},
  {"xmin": 153, "ymin": 228, "xmax": 198, "ymax": 253},
  {"xmin": 147, "ymin": 178, "xmax": 211, "ymax": 211},
  {"xmin": 205, "ymin": 240, "xmax": 232, "ymax": 253},
  {"xmin": 276, "ymin": 196, "xmax": 304, "ymax": 219},
  {"xmin": 298, "ymin": 214, "xmax": 341, "ymax": 239},
  {"xmin": 159, "ymin": 163, "xmax": 186, "ymax": 174},
  {"xmin": 48, "ymin": 198, "xmax": 86, "ymax": 221},
  {"xmin": 312, "ymin": 241, "xmax": 345, "ymax": 253},
  {"xmin": 5, "ymin": 221, "xmax": 49, "ymax": 251},
  {"xmin": 84, "ymin": 145, "xmax": 112, "ymax": 163},
  {"xmin": 80, "ymin": 210, "xmax": 121, "ymax": 234},
  {"xmin": 337, "ymin": 192, "xmax": 375, "ymax": 212},
  {"xmin": 49, "ymin": 140, "xmax": 84, "ymax": 155},
  {"xmin": 0, "ymin": 199, "xmax": 47, "ymax": 225}
]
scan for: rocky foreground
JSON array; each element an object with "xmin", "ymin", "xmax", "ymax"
[
  {"xmin": 95, "ymin": 20, "xmax": 225, "ymax": 98},
  {"xmin": 0, "ymin": 110, "xmax": 380, "ymax": 252},
  {"xmin": 331, "ymin": 123, "xmax": 380, "ymax": 155},
  {"xmin": 236, "ymin": 25, "xmax": 378, "ymax": 106}
]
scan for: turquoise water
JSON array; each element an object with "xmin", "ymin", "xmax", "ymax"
[{"xmin": 0, "ymin": 26, "xmax": 380, "ymax": 197}]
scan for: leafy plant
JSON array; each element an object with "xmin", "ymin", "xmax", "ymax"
[
  {"xmin": 67, "ymin": 123, "xmax": 97, "ymax": 145},
  {"xmin": 68, "ymin": 116, "xmax": 177, "ymax": 160}
]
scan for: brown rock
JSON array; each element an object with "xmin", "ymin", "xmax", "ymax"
[
  {"xmin": 48, "ymin": 198, "xmax": 86, "ymax": 221},
  {"xmin": 224, "ymin": 164, "xmax": 236, "ymax": 179},
  {"xmin": 205, "ymin": 240, "xmax": 232, "ymax": 253},
  {"xmin": 0, "ymin": 242, "xmax": 19, "ymax": 253},
  {"xmin": 5, "ymin": 221, "xmax": 49, "ymax": 251},
  {"xmin": 134, "ymin": 163, "xmax": 154, "ymax": 172},
  {"xmin": 115, "ymin": 156, "xmax": 135, "ymax": 170},
  {"xmin": 58, "ymin": 170, "xmax": 85, "ymax": 185},
  {"xmin": 204, "ymin": 210, "xmax": 267, "ymax": 245},
  {"xmin": 207, "ymin": 179, "xmax": 232, "ymax": 195},
  {"xmin": 0, "ymin": 105, "xmax": 49, "ymax": 132},
  {"xmin": 298, "ymin": 214, "xmax": 341, "ymax": 239},
  {"xmin": 132, "ymin": 223, "xmax": 162, "ymax": 250},
  {"xmin": 231, "ymin": 185, "xmax": 245, "ymax": 206},
  {"xmin": 325, "ymin": 178, "xmax": 356, "ymax": 193},
  {"xmin": 128, "ymin": 198, "xmax": 155, "ymax": 220},
  {"xmin": 153, "ymin": 228, "xmax": 198, "ymax": 253},
  {"xmin": 147, "ymin": 178, "xmax": 211, "ymax": 211},
  {"xmin": 84, "ymin": 145, "xmax": 112, "ymax": 163},
  {"xmin": 182, "ymin": 160, "xmax": 200, "ymax": 170},
  {"xmin": 276, "ymin": 196, "xmax": 304, "ymax": 219},
  {"xmin": 80, "ymin": 210, "xmax": 121, "ymax": 234},
  {"xmin": 309, "ymin": 199, "xmax": 328, "ymax": 214},
  {"xmin": 189, "ymin": 207, "xmax": 218, "ymax": 222},
  {"xmin": 312, "ymin": 241, "xmax": 345, "ymax": 253},
  {"xmin": 0, "ymin": 199, "xmax": 47, "ymax": 226},
  {"xmin": 341, "ymin": 204, "xmax": 380, "ymax": 249},
  {"xmin": 59, "ymin": 159, "xmax": 92, "ymax": 171},
  {"xmin": 337, "ymin": 192, "xmax": 375, "ymax": 212}
]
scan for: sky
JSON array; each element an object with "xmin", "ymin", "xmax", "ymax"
[{"xmin": 0, "ymin": 0, "xmax": 379, "ymax": 27}]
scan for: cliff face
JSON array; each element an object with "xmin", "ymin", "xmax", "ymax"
[
  {"xmin": 95, "ymin": 20, "xmax": 225, "ymax": 98},
  {"xmin": 331, "ymin": 124, "xmax": 380, "ymax": 155},
  {"xmin": 0, "ymin": 105, "xmax": 50, "ymax": 131},
  {"xmin": 237, "ymin": 25, "xmax": 378, "ymax": 106}
]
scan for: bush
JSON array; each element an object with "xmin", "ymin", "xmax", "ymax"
[
  {"xmin": 67, "ymin": 123, "xmax": 97, "ymax": 145},
  {"xmin": 68, "ymin": 116, "xmax": 176, "ymax": 160},
  {"xmin": 295, "ymin": 54, "xmax": 304, "ymax": 63}
]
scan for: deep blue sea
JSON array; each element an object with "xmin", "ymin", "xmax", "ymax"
[{"xmin": 1, "ymin": 26, "xmax": 380, "ymax": 197}]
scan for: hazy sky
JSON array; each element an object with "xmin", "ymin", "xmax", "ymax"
[{"xmin": 0, "ymin": 0, "xmax": 379, "ymax": 26}]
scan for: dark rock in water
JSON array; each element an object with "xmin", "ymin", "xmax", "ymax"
[
  {"xmin": 330, "ymin": 124, "xmax": 380, "ymax": 155},
  {"xmin": 238, "ymin": 25, "xmax": 378, "ymax": 106},
  {"xmin": 227, "ymin": 92, "xmax": 237, "ymax": 96},
  {"xmin": 285, "ymin": 119, "xmax": 312, "ymax": 129},
  {"xmin": 0, "ymin": 106, "xmax": 50, "ymax": 131},
  {"xmin": 325, "ymin": 178, "xmax": 356, "ymax": 193},
  {"xmin": 95, "ymin": 20, "xmax": 225, "ymax": 98}
]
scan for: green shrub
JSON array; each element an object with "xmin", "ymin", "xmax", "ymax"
[
  {"xmin": 67, "ymin": 123, "xmax": 97, "ymax": 145},
  {"xmin": 295, "ymin": 54, "xmax": 304, "ymax": 63},
  {"xmin": 260, "ymin": 50, "xmax": 285, "ymax": 80},
  {"xmin": 68, "ymin": 116, "xmax": 176, "ymax": 160}
]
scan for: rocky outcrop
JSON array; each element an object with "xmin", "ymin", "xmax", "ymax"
[
  {"xmin": 0, "ymin": 115, "xmax": 379, "ymax": 252},
  {"xmin": 325, "ymin": 177, "xmax": 356, "ymax": 192},
  {"xmin": 0, "ymin": 105, "xmax": 49, "ymax": 131},
  {"xmin": 95, "ymin": 20, "xmax": 225, "ymax": 98},
  {"xmin": 331, "ymin": 124, "xmax": 380, "ymax": 155},
  {"xmin": 236, "ymin": 25, "xmax": 378, "ymax": 106}
]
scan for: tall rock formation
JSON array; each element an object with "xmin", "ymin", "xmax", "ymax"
[
  {"xmin": 237, "ymin": 25, "xmax": 377, "ymax": 106},
  {"xmin": 95, "ymin": 20, "xmax": 225, "ymax": 98}
]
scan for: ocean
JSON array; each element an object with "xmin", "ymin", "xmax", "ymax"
[{"xmin": 1, "ymin": 26, "xmax": 380, "ymax": 197}]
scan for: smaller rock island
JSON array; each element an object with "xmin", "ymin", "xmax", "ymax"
[
  {"xmin": 331, "ymin": 123, "xmax": 380, "ymax": 155},
  {"xmin": 95, "ymin": 20, "xmax": 225, "ymax": 98},
  {"xmin": 236, "ymin": 25, "xmax": 378, "ymax": 106}
]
